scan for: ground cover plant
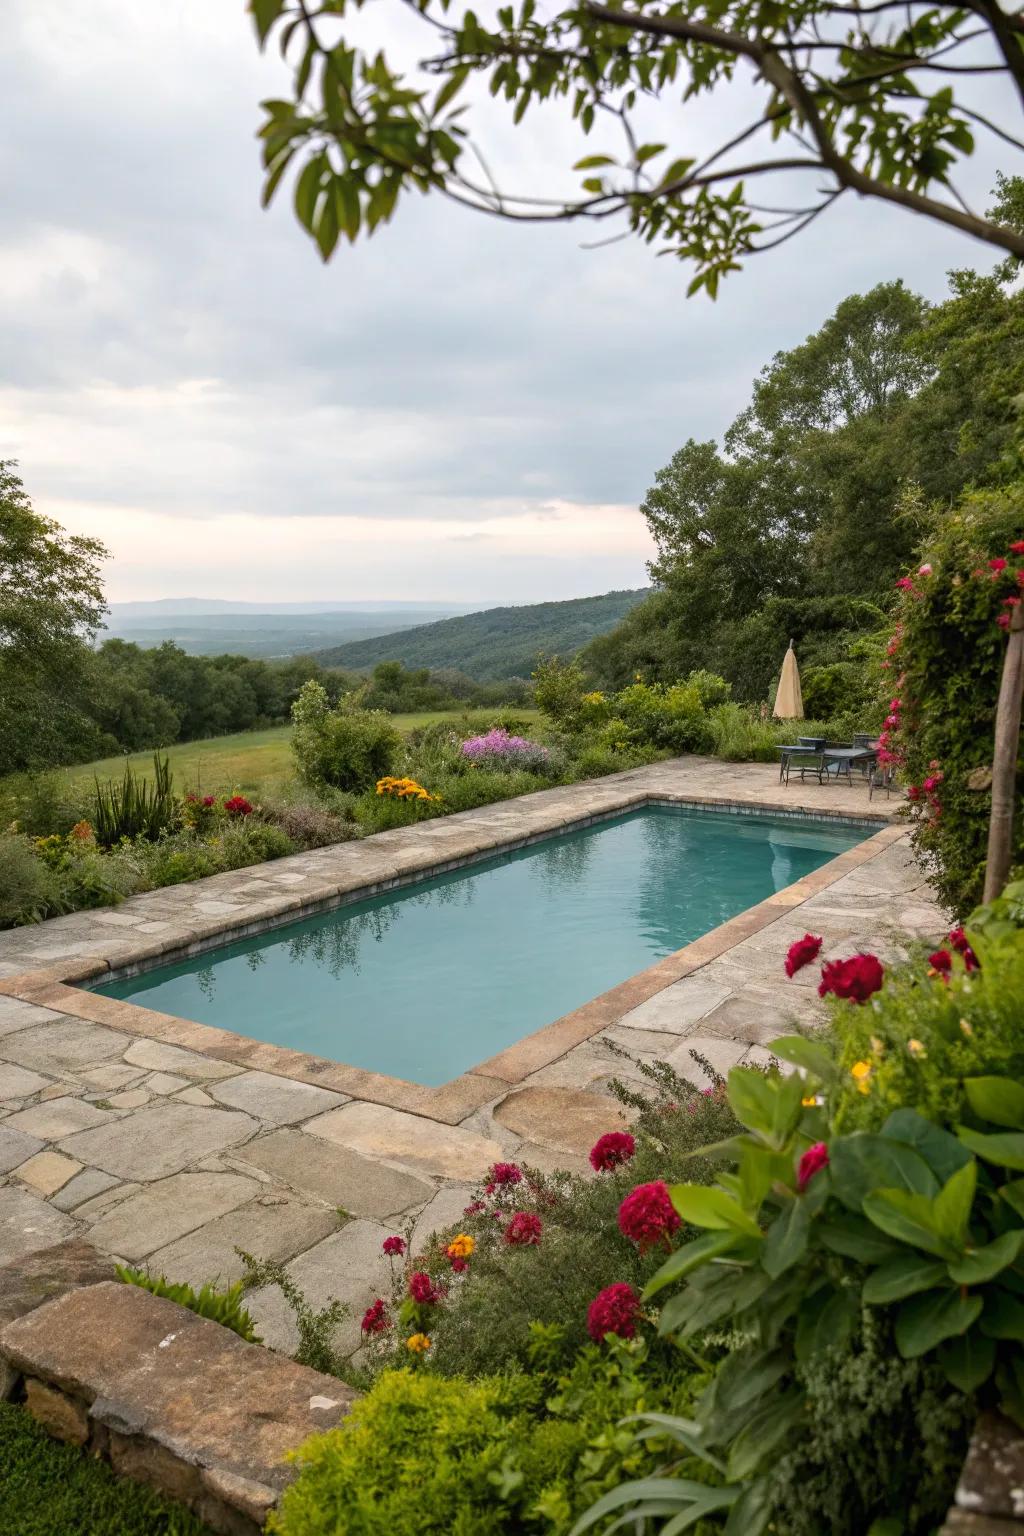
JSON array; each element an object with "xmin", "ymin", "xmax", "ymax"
[{"xmin": 0, "ymin": 1399, "xmax": 211, "ymax": 1536}]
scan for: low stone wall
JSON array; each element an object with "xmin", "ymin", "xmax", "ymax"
[
  {"xmin": 941, "ymin": 1412, "xmax": 1024, "ymax": 1534},
  {"xmin": 0, "ymin": 1240, "xmax": 356, "ymax": 1534}
]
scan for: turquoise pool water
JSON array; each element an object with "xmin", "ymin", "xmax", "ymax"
[{"xmin": 91, "ymin": 807, "xmax": 870, "ymax": 1086}]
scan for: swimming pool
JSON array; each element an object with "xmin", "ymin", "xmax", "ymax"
[{"xmin": 91, "ymin": 806, "xmax": 870, "ymax": 1087}]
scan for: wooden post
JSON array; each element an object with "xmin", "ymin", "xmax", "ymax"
[{"xmin": 983, "ymin": 602, "xmax": 1024, "ymax": 903}]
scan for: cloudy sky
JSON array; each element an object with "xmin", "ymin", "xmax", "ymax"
[{"xmin": 0, "ymin": 3, "xmax": 1013, "ymax": 604}]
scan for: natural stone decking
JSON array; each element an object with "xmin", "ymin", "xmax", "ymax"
[{"xmin": 0, "ymin": 758, "xmax": 944, "ymax": 1362}]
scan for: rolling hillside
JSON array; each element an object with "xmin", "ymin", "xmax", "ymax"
[{"xmin": 314, "ymin": 589, "xmax": 651, "ymax": 680}]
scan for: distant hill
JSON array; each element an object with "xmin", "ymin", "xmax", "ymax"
[
  {"xmin": 101, "ymin": 601, "xmax": 480, "ymax": 658},
  {"xmin": 314, "ymin": 590, "xmax": 652, "ymax": 680}
]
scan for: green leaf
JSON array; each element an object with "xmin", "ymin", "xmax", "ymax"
[
  {"xmin": 762, "ymin": 1197, "xmax": 812, "ymax": 1278},
  {"xmin": 863, "ymin": 1188, "xmax": 957, "ymax": 1259},
  {"xmin": 568, "ymin": 1478, "xmax": 737, "ymax": 1535},
  {"xmin": 769, "ymin": 1035, "xmax": 837, "ymax": 1084},
  {"xmin": 642, "ymin": 1231, "xmax": 743, "ymax": 1299},
  {"xmin": 434, "ymin": 66, "xmax": 470, "ymax": 115},
  {"xmin": 573, "ymin": 153, "xmax": 616, "ymax": 169},
  {"xmin": 939, "ymin": 1328, "xmax": 996, "ymax": 1392},
  {"xmin": 1001, "ymin": 1179, "xmax": 1024, "ymax": 1220},
  {"xmin": 314, "ymin": 190, "xmax": 339, "ymax": 260},
  {"xmin": 818, "ymin": 1213, "xmax": 904, "ymax": 1264},
  {"xmin": 293, "ymin": 155, "xmax": 322, "ymax": 230},
  {"xmin": 636, "ymin": 142, "xmax": 667, "ymax": 164},
  {"xmin": 948, "ymin": 1229, "xmax": 1024, "ymax": 1285},
  {"xmin": 882, "ymin": 1109, "xmax": 973, "ymax": 1183},
  {"xmin": 250, "ymin": 0, "xmax": 286, "ymax": 45},
  {"xmin": 932, "ymin": 1160, "xmax": 976, "ymax": 1244},
  {"xmin": 727, "ymin": 1391, "xmax": 803, "ymax": 1480},
  {"xmin": 957, "ymin": 1127, "xmax": 1024, "ymax": 1171},
  {"xmin": 723, "ymin": 1480, "xmax": 773, "ymax": 1536},
  {"xmin": 830, "ymin": 1134, "xmax": 938, "ymax": 1213},
  {"xmin": 727, "ymin": 1067, "xmax": 804, "ymax": 1149},
  {"xmin": 794, "ymin": 1286, "xmax": 857, "ymax": 1364},
  {"xmin": 980, "ymin": 1290, "xmax": 1024, "ymax": 1340},
  {"xmin": 668, "ymin": 1183, "xmax": 762, "ymax": 1236},
  {"xmin": 335, "ymin": 178, "xmax": 362, "ymax": 242},
  {"xmin": 894, "ymin": 1288, "xmax": 982, "ymax": 1357},
  {"xmin": 660, "ymin": 156, "xmax": 696, "ymax": 188},
  {"xmin": 863, "ymin": 1253, "xmax": 947, "ymax": 1304},
  {"xmin": 964, "ymin": 1077, "xmax": 1024, "ymax": 1130}
]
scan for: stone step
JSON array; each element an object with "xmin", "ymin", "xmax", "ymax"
[{"xmin": 0, "ymin": 1279, "xmax": 358, "ymax": 1534}]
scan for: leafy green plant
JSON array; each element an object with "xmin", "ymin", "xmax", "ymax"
[
  {"xmin": 93, "ymin": 753, "xmax": 176, "ymax": 846},
  {"xmin": 116, "ymin": 1266, "xmax": 260, "ymax": 1342},
  {"xmin": 0, "ymin": 833, "xmax": 62, "ymax": 927},
  {"xmin": 271, "ymin": 1341, "xmax": 705, "ymax": 1536},
  {"xmin": 290, "ymin": 680, "xmax": 401, "ymax": 792},
  {"xmin": 238, "ymin": 1252, "xmax": 349, "ymax": 1378}
]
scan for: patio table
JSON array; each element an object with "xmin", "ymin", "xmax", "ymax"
[{"xmin": 819, "ymin": 746, "xmax": 877, "ymax": 785}]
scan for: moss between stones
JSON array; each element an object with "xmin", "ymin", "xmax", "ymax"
[{"xmin": 0, "ymin": 1401, "xmax": 212, "ymax": 1535}]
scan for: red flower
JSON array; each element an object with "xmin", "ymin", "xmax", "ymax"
[
  {"xmin": 202, "ymin": 795, "xmax": 216, "ymax": 808},
  {"xmin": 797, "ymin": 1142, "xmax": 829, "ymax": 1192},
  {"xmin": 818, "ymin": 954, "xmax": 884, "ymax": 1004},
  {"xmin": 587, "ymin": 1282, "xmax": 641, "ymax": 1342},
  {"xmin": 485, "ymin": 1162, "xmax": 522, "ymax": 1193},
  {"xmin": 1010, "ymin": 541, "xmax": 1024, "ymax": 555},
  {"xmin": 1004, "ymin": 596, "xmax": 1021, "ymax": 608},
  {"xmin": 589, "ymin": 1131, "xmax": 637, "ymax": 1172},
  {"xmin": 505, "ymin": 1211, "xmax": 543, "ymax": 1246},
  {"xmin": 408, "ymin": 1271, "xmax": 440, "ymax": 1304},
  {"xmin": 463, "ymin": 1200, "xmax": 486, "ymax": 1215},
  {"xmin": 928, "ymin": 949, "xmax": 953, "ymax": 977},
  {"xmin": 907, "ymin": 784, "xmax": 922, "ymax": 801},
  {"xmin": 990, "ymin": 557, "xmax": 1008, "ymax": 574},
  {"xmin": 450, "ymin": 1256, "xmax": 469, "ymax": 1273},
  {"xmin": 382, "ymin": 1235, "xmax": 406, "ymax": 1256},
  {"xmin": 618, "ymin": 1181, "xmax": 681, "ymax": 1249},
  {"xmin": 785, "ymin": 933, "xmax": 823, "ymax": 978},
  {"xmin": 361, "ymin": 1298, "xmax": 389, "ymax": 1335},
  {"xmin": 949, "ymin": 928, "xmax": 979, "ymax": 972},
  {"xmin": 998, "ymin": 614, "xmax": 1011, "ymax": 630},
  {"xmin": 224, "ymin": 794, "xmax": 253, "ymax": 817},
  {"xmin": 895, "ymin": 576, "xmax": 914, "ymax": 591}
]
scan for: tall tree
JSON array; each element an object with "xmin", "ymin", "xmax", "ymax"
[
  {"xmin": 0, "ymin": 462, "xmax": 108, "ymax": 774},
  {"xmin": 251, "ymin": 0, "xmax": 1024, "ymax": 295}
]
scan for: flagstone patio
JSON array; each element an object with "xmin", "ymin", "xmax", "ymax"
[{"xmin": 0, "ymin": 757, "xmax": 944, "ymax": 1361}]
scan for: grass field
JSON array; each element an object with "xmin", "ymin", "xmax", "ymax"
[{"xmin": 17, "ymin": 709, "xmax": 542, "ymax": 800}]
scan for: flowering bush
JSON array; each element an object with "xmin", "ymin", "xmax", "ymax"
[
  {"xmin": 585, "ymin": 911, "xmax": 1024, "ymax": 1535},
  {"xmin": 374, "ymin": 775, "xmax": 438, "ymax": 803},
  {"xmin": 880, "ymin": 489, "xmax": 1024, "ymax": 915},
  {"xmin": 459, "ymin": 727, "xmax": 552, "ymax": 774}
]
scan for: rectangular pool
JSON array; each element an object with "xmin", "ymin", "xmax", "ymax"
[{"xmin": 90, "ymin": 806, "xmax": 871, "ymax": 1087}]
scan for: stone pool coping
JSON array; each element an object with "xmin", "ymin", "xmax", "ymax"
[{"xmin": 0, "ymin": 763, "xmax": 904, "ymax": 1126}]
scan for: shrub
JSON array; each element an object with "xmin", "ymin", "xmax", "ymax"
[
  {"xmin": 881, "ymin": 488, "xmax": 1024, "ymax": 915},
  {"xmin": 93, "ymin": 754, "xmax": 177, "ymax": 846},
  {"xmin": 291, "ymin": 681, "xmax": 401, "ymax": 793},
  {"xmin": 116, "ymin": 1266, "xmax": 259, "ymax": 1342},
  {"xmin": 259, "ymin": 799, "xmax": 357, "ymax": 849},
  {"xmin": 271, "ymin": 1343, "xmax": 705, "ymax": 1536},
  {"xmin": 705, "ymin": 703, "xmax": 791, "ymax": 761},
  {"xmin": 0, "ymin": 771, "xmax": 91, "ymax": 837},
  {"xmin": 532, "ymin": 654, "xmax": 587, "ymax": 727},
  {"xmin": 217, "ymin": 820, "xmax": 296, "ymax": 869},
  {"xmin": 362, "ymin": 1053, "xmax": 743, "ymax": 1379},
  {"xmin": 613, "ymin": 680, "xmax": 710, "ymax": 752},
  {"xmin": 0, "ymin": 833, "xmax": 61, "ymax": 927}
]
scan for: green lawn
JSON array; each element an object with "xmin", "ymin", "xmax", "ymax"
[
  {"xmin": 0, "ymin": 1401, "xmax": 211, "ymax": 1535},
  {"xmin": 19, "ymin": 709, "xmax": 541, "ymax": 800}
]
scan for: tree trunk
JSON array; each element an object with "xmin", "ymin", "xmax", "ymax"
[{"xmin": 983, "ymin": 602, "xmax": 1024, "ymax": 903}]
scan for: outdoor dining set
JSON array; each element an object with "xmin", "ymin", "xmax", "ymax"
[{"xmin": 775, "ymin": 735, "xmax": 895, "ymax": 799}]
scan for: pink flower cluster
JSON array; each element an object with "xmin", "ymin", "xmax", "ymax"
[
  {"xmin": 589, "ymin": 1132, "xmax": 636, "ymax": 1172},
  {"xmin": 618, "ymin": 1181, "xmax": 680, "ymax": 1250},
  {"xmin": 587, "ymin": 1282, "xmax": 641, "ymax": 1342},
  {"xmin": 460, "ymin": 728, "xmax": 550, "ymax": 770}
]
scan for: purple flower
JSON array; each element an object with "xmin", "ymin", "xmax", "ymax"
[{"xmin": 460, "ymin": 729, "xmax": 550, "ymax": 771}]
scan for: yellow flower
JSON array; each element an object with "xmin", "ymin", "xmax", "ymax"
[
  {"xmin": 446, "ymin": 1233, "xmax": 475, "ymax": 1261},
  {"xmin": 406, "ymin": 1333, "xmax": 431, "ymax": 1354},
  {"xmin": 851, "ymin": 1060, "xmax": 873, "ymax": 1094},
  {"xmin": 907, "ymin": 1038, "xmax": 927, "ymax": 1058},
  {"xmin": 960, "ymin": 1018, "xmax": 973, "ymax": 1037},
  {"xmin": 801, "ymin": 1095, "xmax": 819, "ymax": 1108}
]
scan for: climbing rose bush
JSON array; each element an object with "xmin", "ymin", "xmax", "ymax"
[{"xmin": 880, "ymin": 488, "xmax": 1024, "ymax": 915}]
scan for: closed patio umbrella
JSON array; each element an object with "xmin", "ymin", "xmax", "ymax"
[{"xmin": 774, "ymin": 639, "xmax": 804, "ymax": 719}]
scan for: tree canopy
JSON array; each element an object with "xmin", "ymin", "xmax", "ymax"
[
  {"xmin": 251, "ymin": 0, "xmax": 1024, "ymax": 294},
  {"xmin": 582, "ymin": 233, "xmax": 1024, "ymax": 699}
]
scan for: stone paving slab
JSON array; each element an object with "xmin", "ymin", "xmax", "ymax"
[{"xmin": 0, "ymin": 758, "xmax": 940, "ymax": 1366}]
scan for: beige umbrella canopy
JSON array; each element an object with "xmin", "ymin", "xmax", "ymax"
[{"xmin": 774, "ymin": 639, "xmax": 804, "ymax": 720}]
